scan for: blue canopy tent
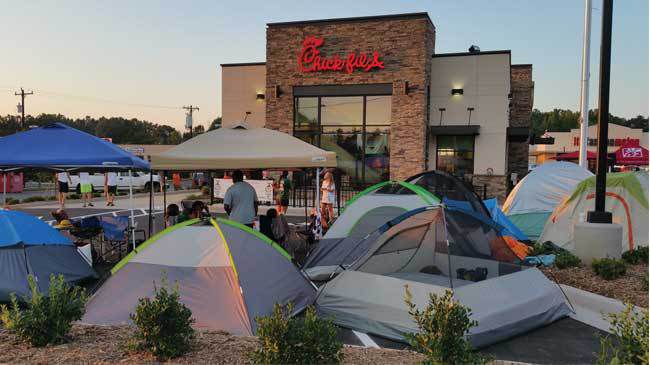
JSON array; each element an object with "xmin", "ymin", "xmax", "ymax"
[
  {"xmin": 0, "ymin": 123, "xmax": 151, "ymax": 247},
  {"xmin": 0, "ymin": 210, "xmax": 97, "ymax": 301}
]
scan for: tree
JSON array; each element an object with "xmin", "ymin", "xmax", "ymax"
[{"xmin": 208, "ymin": 117, "xmax": 222, "ymax": 131}]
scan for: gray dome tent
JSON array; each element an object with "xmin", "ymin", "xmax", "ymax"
[
  {"xmin": 82, "ymin": 218, "xmax": 315, "ymax": 335},
  {"xmin": 315, "ymin": 207, "xmax": 571, "ymax": 348}
]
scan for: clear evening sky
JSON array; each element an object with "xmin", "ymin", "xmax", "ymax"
[{"xmin": 1, "ymin": 1, "xmax": 647, "ymax": 131}]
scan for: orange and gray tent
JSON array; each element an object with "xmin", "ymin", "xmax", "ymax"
[{"xmin": 82, "ymin": 218, "xmax": 316, "ymax": 335}]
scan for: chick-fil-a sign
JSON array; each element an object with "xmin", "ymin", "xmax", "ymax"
[{"xmin": 298, "ymin": 36, "xmax": 385, "ymax": 74}]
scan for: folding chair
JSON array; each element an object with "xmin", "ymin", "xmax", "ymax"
[{"xmin": 99, "ymin": 215, "xmax": 147, "ymax": 262}]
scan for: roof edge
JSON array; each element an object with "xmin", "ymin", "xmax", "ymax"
[
  {"xmin": 267, "ymin": 12, "xmax": 434, "ymax": 29},
  {"xmin": 433, "ymin": 50, "xmax": 511, "ymax": 58},
  {"xmin": 220, "ymin": 62, "xmax": 266, "ymax": 68}
]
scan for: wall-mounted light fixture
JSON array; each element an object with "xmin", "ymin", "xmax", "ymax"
[
  {"xmin": 438, "ymin": 108, "xmax": 446, "ymax": 126},
  {"xmin": 256, "ymin": 92, "xmax": 265, "ymax": 100},
  {"xmin": 451, "ymin": 88, "xmax": 464, "ymax": 96}
]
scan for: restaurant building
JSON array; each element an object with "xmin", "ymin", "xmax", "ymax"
[{"xmin": 220, "ymin": 12, "xmax": 534, "ymax": 199}]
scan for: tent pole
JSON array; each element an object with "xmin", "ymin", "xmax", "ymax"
[
  {"xmin": 129, "ymin": 169, "xmax": 135, "ymax": 250},
  {"xmin": 148, "ymin": 170, "xmax": 153, "ymax": 238},
  {"xmin": 2, "ymin": 171, "xmax": 6, "ymax": 207},
  {"xmin": 163, "ymin": 171, "xmax": 167, "ymax": 228},
  {"xmin": 303, "ymin": 169, "xmax": 307, "ymax": 228}
]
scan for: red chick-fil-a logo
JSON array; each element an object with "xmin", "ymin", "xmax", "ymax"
[{"xmin": 298, "ymin": 36, "xmax": 385, "ymax": 74}]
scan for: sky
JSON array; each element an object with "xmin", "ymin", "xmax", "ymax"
[{"xmin": 0, "ymin": 0, "xmax": 647, "ymax": 131}]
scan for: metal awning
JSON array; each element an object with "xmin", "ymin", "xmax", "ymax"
[
  {"xmin": 507, "ymin": 127, "xmax": 530, "ymax": 142},
  {"xmin": 429, "ymin": 125, "xmax": 480, "ymax": 136}
]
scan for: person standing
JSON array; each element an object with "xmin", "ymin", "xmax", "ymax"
[
  {"xmin": 104, "ymin": 171, "xmax": 117, "ymax": 207},
  {"xmin": 223, "ymin": 170, "xmax": 258, "ymax": 227},
  {"xmin": 279, "ymin": 171, "xmax": 292, "ymax": 215},
  {"xmin": 79, "ymin": 171, "xmax": 93, "ymax": 207},
  {"xmin": 320, "ymin": 171, "xmax": 336, "ymax": 230},
  {"xmin": 55, "ymin": 171, "xmax": 71, "ymax": 209}
]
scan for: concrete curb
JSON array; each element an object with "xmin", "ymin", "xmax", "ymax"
[{"xmin": 560, "ymin": 284, "xmax": 644, "ymax": 333}]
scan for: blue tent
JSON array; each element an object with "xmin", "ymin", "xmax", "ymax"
[
  {"xmin": 0, "ymin": 210, "xmax": 97, "ymax": 301},
  {"xmin": 483, "ymin": 198, "xmax": 529, "ymax": 242},
  {"xmin": 0, "ymin": 123, "xmax": 149, "ymax": 170}
]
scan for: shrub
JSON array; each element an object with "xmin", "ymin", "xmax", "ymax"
[
  {"xmin": 404, "ymin": 286, "xmax": 490, "ymax": 365},
  {"xmin": 529, "ymin": 241, "xmax": 558, "ymax": 256},
  {"xmin": 69, "ymin": 193, "xmax": 81, "ymax": 200},
  {"xmin": 46, "ymin": 195, "xmax": 57, "ymax": 201},
  {"xmin": 622, "ymin": 246, "xmax": 649, "ymax": 265},
  {"xmin": 592, "ymin": 258, "xmax": 627, "ymax": 280},
  {"xmin": 129, "ymin": 275, "xmax": 195, "ymax": 360},
  {"xmin": 0, "ymin": 274, "xmax": 87, "ymax": 347},
  {"xmin": 555, "ymin": 250, "xmax": 581, "ymax": 269},
  {"xmin": 251, "ymin": 304, "xmax": 343, "ymax": 364},
  {"xmin": 597, "ymin": 303, "xmax": 649, "ymax": 365}
]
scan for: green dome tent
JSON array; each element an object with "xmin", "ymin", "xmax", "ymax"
[{"xmin": 82, "ymin": 218, "xmax": 315, "ymax": 335}]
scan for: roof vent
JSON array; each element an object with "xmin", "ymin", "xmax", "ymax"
[{"xmin": 468, "ymin": 45, "xmax": 481, "ymax": 53}]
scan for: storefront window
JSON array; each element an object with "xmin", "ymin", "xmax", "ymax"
[
  {"xmin": 294, "ymin": 95, "xmax": 391, "ymax": 186},
  {"xmin": 436, "ymin": 135, "xmax": 474, "ymax": 179}
]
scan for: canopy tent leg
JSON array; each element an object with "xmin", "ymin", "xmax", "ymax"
[
  {"xmin": 315, "ymin": 168, "xmax": 321, "ymax": 239},
  {"xmin": 163, "ymin": 171, "xmax": 167, "ymax": 228},
  {"xmin": 148, "ymin": 171, "xmax": 153, "ymax": 238},
  {"xmin": 129, "ymin": 169, "xmax": 135, "ymax": 250},
  {"xmin": 2, "ymin": 171, "xmax": 6, "ymax": 207},
  {"xmin": 303, "ymin": 169, "xmax": 307, "ymax": 229}
]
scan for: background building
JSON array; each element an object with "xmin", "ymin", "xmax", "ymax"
[{"xmin": 220, "ymin": 13, "xmax": 533, "ymax": 199}]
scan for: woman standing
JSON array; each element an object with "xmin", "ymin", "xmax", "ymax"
[
  {"xmin": 320, "ymin": 171, "xmax": 336, "ymax": 230},
  {"xmin": 55, "ymin": 171, "xmax": 71, "ymax": 209},
  {"xmin": 79, "ymin": 171, "xmax": 93, "ymax": 207}
]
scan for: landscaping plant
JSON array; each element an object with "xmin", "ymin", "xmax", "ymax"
[
  {"xmin": 554, "ymin": 250, "xmax": 581, "ymax": 269},
  {"xmin": 404, "ymin": 286, "xmax": 490, "ymax": 365},
  {"xmin": 0, "ymin": 274, "xmax": 88, "ymax": 347},
  {"xmin": 622, "ymin": 246, "xmax": 649, "ymax": 265},
  {"xmin": 251, "ymin": 303, "xmax": 343, "ymax": 365},
  {"xmin": 129, "ymin": 275, "xmax": 195, "ymax": 360},
  {"xmin": 597, "ymin": 303, "xmax": 649, "ymax": 365},
  {"xmin": 592, "ymin": 258, "xmax": 627, "ymax": 280}
]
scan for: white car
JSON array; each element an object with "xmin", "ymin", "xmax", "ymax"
[{"xmin": 69, "ymin": 172, "xmax": 161, "ymax": 193}]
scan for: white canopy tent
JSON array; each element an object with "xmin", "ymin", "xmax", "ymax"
[
  {"xmin": 151, "ymin": 123, "xmax": 336, "ymax": 170},
  {"xmin": 149, "ymin": 122, "xmax": 337, "ymax": 232}
]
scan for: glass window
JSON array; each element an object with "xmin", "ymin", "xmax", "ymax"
[
  {"xmin": 365, "ymin": 96, "xmax": 391, "ymax": 125},
  {"xmin": 321, "ymin": 96, "xmax": 363, "ymax": 126},
  {"xmin": 294, "ymin": 97, "xmax": 318, "ymax": 131},
  {"xmin": 293, "ymin": 94, "xmax": 391, "ymax": 185},
  {"xmin": 436, "ymin": 136, "xmax": 474, "ymax": 179}
]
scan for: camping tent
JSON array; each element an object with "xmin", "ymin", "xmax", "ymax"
[
  {"xmin": 405, "ymin": 170, "xmax": 490, "ymax": 217},
  {"xmin": 0, "ymin": 210, "xmax": 97, "ymax": 301},
  {"xmin": 503, "ymin": 162, "xmax": 594, "ymax": 240},
  {"xmin": 150, "ymin": 123, "xmax": 336, "ymax": 170},
  {"xmin": 304, "ymin": 181, "xmax": 439, "ymax": 280},
  {"xmin": 539, "ymin": 171, "xmax": 649, "ymax": 252},
  {"xmin": 82, "ymin": 218, "xmax": 316, "ymax": 335},
  {"xmin": 315, "ymin": 207, "xmax": 570, "ymax": 348}
]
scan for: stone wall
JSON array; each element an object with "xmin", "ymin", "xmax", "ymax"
[
  {"xmin": 507, "ymin": 64, "xmax": 534, "ymax": 190},
  {"xmin": 265, "ymin": 15, "xmax": 435, "ymax": 181},
  {"xmin": 473, "ymin": 175, "xmax": 508, "ymax": 202}
]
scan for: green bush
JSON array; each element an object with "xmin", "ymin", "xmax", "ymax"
[
  {"xmin": 5, "ymin": 197, "xmax": 20, "ymax": 205},
  {"xmin": 555, "ymin": 250, "xmax": 581, "ymax": 269},
  {"xmin": 0, "ymin": 274, "xmax": 87, "ymax": 347},
  {"xmin": 251, "ymin": 304, "xmax": 343, "ymax": 365},
  {"xmin": 592, "ymin": 258, "xmax": 627, "ymax": 280},
  {"xmin": 68, "ymin": 193, "xmax": 81, "ymax": 200},
  {"xmin": 129, "ymin": 275, "xmax": 195, "ymax": 360},
  {"xmin": 404, "ymin": 286, "xmax": 490, "ymax": 365},
  {"xmin": 597, "ymin": 303, "xmax": 649, "ymax": 365},
  {"xmin": 622, "ymin": 246, "xmax": 649, "ymax": 265},
  {"xmin": 529, "ymin": 241, "xmax": 558, "ymax": 256},
  {"xmin": 46, "ymin": 195, "xmax": 57, "ymax": 201},
  {"xmin": 21, "ymin": 196, "xmax": 47, "ymax": 203}
]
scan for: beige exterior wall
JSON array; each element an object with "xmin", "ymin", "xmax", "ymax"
[
  {"xmin": 428, "ymin": 53, "xmax": 511, "ymax": 175},
  {"xmin": 530, "ymin": 124, "xmax": 649, "ymax": 164},
  {"xmin": 221, "ymin": 64, "xmax": 266, "ymax": 128}
]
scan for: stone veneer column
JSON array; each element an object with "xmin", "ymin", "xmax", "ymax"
[{"xmin": 264, "ymin": 15, "xmax": 436, "ymax": 181}]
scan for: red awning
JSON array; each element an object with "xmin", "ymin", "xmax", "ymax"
[
  {"xmin": 615, "ymin": 142, "xmax": 649, "ymax": 165},
  {"xmin": 554, "ymin": 151, "xmax": 597, "ymax": 161}
]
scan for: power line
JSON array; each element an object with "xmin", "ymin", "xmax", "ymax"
[{"xmin": 14, "ymin": 88, "xmax": 34, "ymax": 131}]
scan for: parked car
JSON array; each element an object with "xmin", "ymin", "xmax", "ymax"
[{"xmin": 69, "ymin": 172, "xmax": 161, "ymax": 193}]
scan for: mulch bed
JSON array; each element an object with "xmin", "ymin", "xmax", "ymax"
[
  {"xmin": 542, "ymin": 263, "xmax": 648, "ymax": 308},
  {"xmin": 0, "ymin": 325, "xmax": 428, "ymax": 365}
]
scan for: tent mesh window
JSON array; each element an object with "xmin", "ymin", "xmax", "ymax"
[{"xmin": 406, "ymin": 171, "xmax": 490, "ymax": 217}]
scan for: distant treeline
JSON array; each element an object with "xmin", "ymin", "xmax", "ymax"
[
  {"xmin": 531, "ymin": 109, "xmax": 648, "ymax": 135},
  {"xmin": 0, "ymin": 114, "xmax": 223, "ymax": 145}
]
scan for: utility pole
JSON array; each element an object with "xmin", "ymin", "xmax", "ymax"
[
  {"xmin": 578, "ymin": 0, "xmax": 592, "ymax": 168},
  {"xmin": 587, "ymin": 0, "xmax": 613, "ymax": 224},
  {"xmin": 183, "ymin": 105, "xmax": 199, "ymax": 138},
  {"xmin": 15, "ymin": 88, "xmax": 34, "ymax": 131}
]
